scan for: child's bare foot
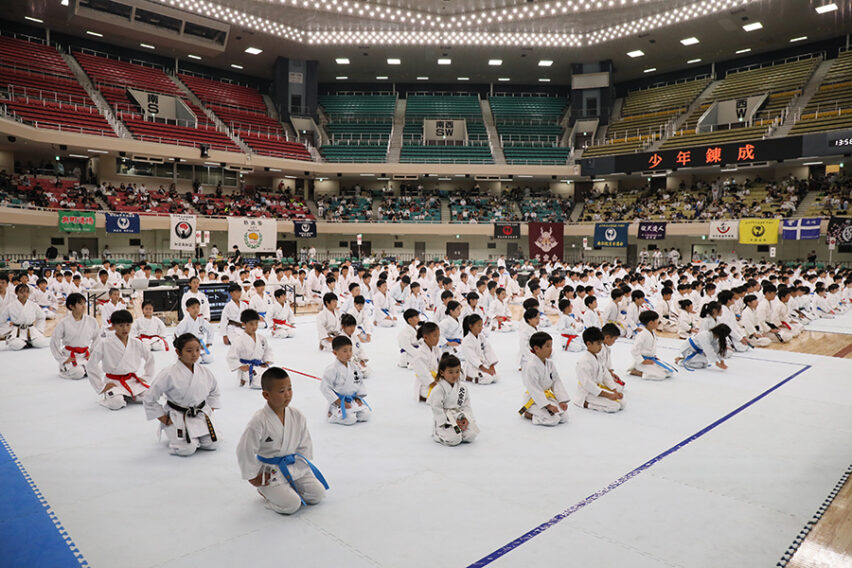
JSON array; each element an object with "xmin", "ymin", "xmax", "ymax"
[
  {"xmin": 629, "ymin": 369, "xmax": 643, "ymax": 377},
  {"xmin": 674, "ymin": 357, "xmax": 683, "ymax": 365},
  {"xmin": 240, "ymin": 379, "xmax": 246, "ymax": 387}
]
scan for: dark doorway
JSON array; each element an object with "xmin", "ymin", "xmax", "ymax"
[{"xmin": 446, "ymin": 242, "xmax": 469, "ymax": 260}]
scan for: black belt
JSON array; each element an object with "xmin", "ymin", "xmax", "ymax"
[{"xmin": 166, "ymin": 400, "xmax": 217, "ymax": 443}]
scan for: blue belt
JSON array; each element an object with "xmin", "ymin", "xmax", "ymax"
[
  {"xmin": 256, "ymin": 453, "xmax": 329, "ymax": 506},
  {"xmin": 258, "ymin": 311, "xmax": 267, "ymax": 318},
  {"xmin": 335, "ymin": 392, "xmax": 371, "ymax": 419},
  {"xmin": 239, "ymin": 358, "xmax": 264, "ymax": 386},
  {"xmin": 201, "ymin": 341, "xmax": 210, "ymax": 355},
  {"xmin": 642, "ymin": 355, "xmax": 677, "ymax": 373},
  {"xmin": 381, "ymin": 308, "xmax": 391, "ymax": 317},
  {"xmin": 681, "ymin": 337, "xmax": 704, "ymax": 371}
]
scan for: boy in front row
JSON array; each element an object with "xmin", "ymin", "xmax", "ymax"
[
  {"xmin": 175, "ymin": 298, "xmax": 215, "ymax": 364},
  {"xmin": 628, "ymin": 310, "xmax": 675, "ymax": 380},
  {"xmin": 321, "ymin": 335, "xmax": 370, "ymax": 425},
  {"xmin": 519, "ymin": 331, "xmax": 570, "ymax": 426},
  {"xmin": 236, "ymin": 367, "xmax": 328, "ymax": 515},
  {"xmin": 573, "ymin": 327, "xmax": 625, "ymax": 413},
  {"xmin": 49, "ymin": 293, "xmax": 102, "ymax": 379}
]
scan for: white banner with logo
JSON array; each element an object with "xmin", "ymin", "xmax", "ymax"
[
  {"xmin": 228, "ymin": 217, "xmax": 276, "ymax": 253},
  {"xmin": 170, "ymin": 214, "xmax": 197, "ymax": 250},
  {"xmin": 708, "ymin": 220, "xmax": 739, "ymax": 240}
]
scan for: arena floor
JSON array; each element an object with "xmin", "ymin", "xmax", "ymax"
[{"xmin": 2, "ymin": 311, "xmax": 852, "ymax": 568}]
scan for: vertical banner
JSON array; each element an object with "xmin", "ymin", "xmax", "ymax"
[
  {"xmin": 708, "ymin": 220, "xmax": 739, "ymax": 240},
  {"xmin": 739, "ymin": 219, "xmax": 780, "ymax": 245},
  {"xmin": 593, "ymin": 222, "xmax": 629, "ymax": 247},
  {"xmin": 827, "ymin": 217, "xmax": 852, "ymax": 245},
  {"xmin": 528, "ymin": 222, "xmax": 564, "ymax": 262},
  {"xmin": 637, "ymin": 221, "xmax": 667, "ymax": 240},
  {"xmin": 58, "ymin": 211, "xmax": 96, "ymax": 233},
  {"xmin": 170, "ymin": 214, "xmax": 197, "ymax": 250},
  {"xmin": 105, "ymin": 212, "xmax": 140, "ymax": 233},
  {"xmin": 228, "ymin": 217, "xmax": 277, "ymax": 252}
]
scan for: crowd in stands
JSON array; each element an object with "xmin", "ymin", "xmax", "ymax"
[
  {"xmin": 378, "ymin": 194, "xmax": 442, "ymax": 222},
  {"xmin": 99, "ymin": 182, "xmax": 193, "ymax": 214},
  {"xmin": 809, "ymin": 173, "xmax": 851, "ymax": 217},
  {"xmin": 192, "ymin": 186, "xmax": 312, "ymax": 219},
  {"xmin": 0, "ymin": 172, "xmax": 101, "ymax": 210},
  {"xmin": 316, "ymin": 193, "xmax": 373, "ymax": 222},
  {"xmin": 448, "ymin": 194, "xmax": 514, "ymax": 223}
]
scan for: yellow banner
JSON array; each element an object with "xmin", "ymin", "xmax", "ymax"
[{"xmin": 739, "ymin": 219, "xmax": 780, "ymax": 244}]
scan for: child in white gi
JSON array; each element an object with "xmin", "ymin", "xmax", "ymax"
[
  {"xmin": 629, "ymin": 311, "xmax": 675, "ymax": 380},
  {"xmin": 321, "ymin": 335, "xmax": 371, "ymax": 425},
  {"xmin": 427, "ymin": 354, "xmax": 479, "ymax": 446},
  {"xmin": 227, "ymin": 309, "xmax": 274, "ymax": 389},
  {"xmin": 740, "ymin": 294, "xmax": 772, "ymax": 347},
  {"xmin": 249, "ymin": 280, "xmax": 273, "ymax": 328},
  {"xmin": 32, "ymin": 278, "xmax": 58, "ymax": 319},
  {"xmin": 373, "ymin": 279, "xmax": 397, "ymax": 327},
  {"xmin": 220, "ymin": 284, "xmax": 245, "ymax": 345},
  {"xmin": 236, "ymin": 367, "xmax": 328, "ymax": 515},
  {"xmin": 676, "ymin": 324, "xmax": 732, "ymax": 371},
  {"xmin": 132, "ymin": 300, "xmax": 169, "ymax": 351},
  {"xmin": 411, "ymin": 322, "xmax": 442, "ymax": 402},
  {"xmin": 87, "ymin": 309, "xmax": 155, "ymax": 410},
  {"xmin": 49, "ymin": 293, "xmax": 101, "ymax": 379},
  {"xmin": 517, "ymin": 308, "xmax": 541, "ymax": 371},
  {"xmin": 460, "ymin": 314, "xmax": 499, "ymax": 384},
  {"xmin": 340, "ymin": 313, "xmax": 371, "ymax": 379},
  {"xmin": 269, "ymin": 288, "xmax": 296, "ymax": 339},
  {"xmin": 677, "ymin": 299, "xmax": 698, "ymax": 339},
  {"xmin": 1, "ymin": 284, "xmax": 49, "ymax": 350},
  {"xmin": 143, "ymin": 333, "xmax": 221, "ymax": 456},
  {"xmin": 397, "ymin": 309, "xmax": 420, "ymax": 368},
  {"xmin": 600, "ymin": 323, "xmax": 627, "ymax": 389},
  {"xmin": 488, "ymin": 288, "xmax": 516, "ymax": 332},
  {"xmin": 573, "ymin": 327, "xmax": 625, "ymax": 413},
  {"xmin": 520, "ymin": 331, "xmax": 570, "ymax": 426},
  {"xmin": 175, "ymin": 298, "xmax": 215, "ymax": 364},
  {"xmin": 556, "ymin": 299, "xmax": 585, "ymax": 352},
  {"xmin": 347, "ymin": 295, "xmax": 373, "ymax": 342},
  {"xmin": 317, "ymin": 293, "xmax": 341, "ymax": 352},
  {"xmin": 439, "ymin": 300, "xmax": 464, "ymax": 357},
  {"xmin": 100, "ymin": 288, "xmax": 127, "ymax": 331}
]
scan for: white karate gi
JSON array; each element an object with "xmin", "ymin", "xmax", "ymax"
[
  {"xmin": 227, "ymin": 331, "xmax": 273, "ymax": 388},
  {"xmin": 772, "ymin": 301, "xmax": 803, "ymax": 338},
  {"xmin": 581, "ymin": 308, "xmax": 602, "ymax": 331},
  {"xmin": 623, "ymin": 303, "xmax": 642, "ymax": 338},
  {"xmin": 372, "ymin": 291, "xmax": 396, "ymax": 327},
  {"xmin": 520, "ymin": 355, "xmax": 570, "ymax": 426},
  {"xmin": 143, "ymin": 361, "xmax": 221, "ymax": 455},
  {"xmin": 347, "ymin": 306, "xmax": 373, "ymax": 339},
  {"xmin": 411, "ymin": 339, "xmax": 442, "ymax": 401},
  {"xmin": 31, "ymin": 288, "xmax": 58, "ymax": 319},
  {"xmin": 181, "ymin": 290, "xmax": 211, "ymax": 320},
  {"xmin": 321, "ymin": 359, "xmax": 370, "ymax": 425},
  {"xmin": 427, "ymin": 380, "xmax": 479, "ymax": 446},
  {"xmin": 460, "ymin": 332, "xmax": 499, "ymax": 384},
  {"xmin": 677, "ymin": 309, "xmax": 698, "ymax": 338},
  {"xmin": 629, "ymin": 327, "xmax": 673, "ymax": 380},
  {"xmin": 268, "ymin": 301, "xmax": 295, "ymax": 339},
  {"xmin": 249, "ymin": 294, "xmax": 273, "ymax": 328},
  {"xmin": 488, "ymin": 299, "xmax": 516, "ymax": 332},
  {"xmin": 1, "ymin": 298, "xmax": 49, "ymax": 350},
  {"xmin": 132, "ymin": 316, "xmax": 169, "ymax": 351},
  {"xmin": 740, "ymin": 307, "xmax": 772, "ymax": 346},
  {"xmin": 573, "ymin": 351, "xmax": 624, "ymax": 413},
  {"xmin": 397, "ymin": 324, "xmax": 418, "ymax": 368},
  {"xmin": 439, "ymin": 316, "xmax": 463, "ymax": 358},
  {"xmin": 679, "ymin": 330, "xmax": 724, "ymax": 370},
  {"xmin": 556, "ymin": 313, "xmax": 585, "ymax": 352},
  {"xmin": 87, "ymin": 334, "xmax": 155, "ymax": 410},
  {"xmin": 49, "ymin": 314, "xmax": 101, "ymax": 379},
  {"xmin": 219, "ymin": 300, "xmax": 245, "ymax": 342},
  {"xmin": 100, "ymin": 300, "xmax": 127, "ymax": 328},
  {"xmin": 175, "ymin": 315, "xmax": 216, "ymax": 364},
  {"xmin": 343, "ymin": 331, "xmax": 372, "ymax": 379},
  {"xmin": 236, "ymin": 405, "xmax": 326, "ymax": 514},
  {"xmin": 316, "ymin": 307, "xmax": 341, "ymax": 351},
  {"xmin": 517, "ymin": 321, "xmax": 539, "ymax": 370}
]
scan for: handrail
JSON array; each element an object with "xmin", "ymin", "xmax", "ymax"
[
  {"xmin": 6, "ymin": 85, "xmax": 96, "ymax": 109},
  {"xmin": 627, "ymin": 74, "xmax": 712, "ymax": 94},
  {"xmin": 726, "ymin": 52, "xmax": 822, "ymax": 76}
]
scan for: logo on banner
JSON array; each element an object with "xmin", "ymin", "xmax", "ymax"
[
  {"xmin": 709, "ymin": 220, "xmax": 739, "ymax": 240},
  {"xmin": 604, "ymin": 227, "xmax": 618, "ymax": 241},
  {"xmin": 593, "ymin": 222, "xmax": 629, "ymax": 247},
  {"xmin": 244, "ymin": 230, "xmax": 263, "ymax": 249},
  {"xmin": 528, "ymin": 222, "xmax": 564, "ymax": 261},
  {"xmin": 739, "ymin": 219, "xmax": 779, "ymax": 244},
  {"xmin": 117, "ymin": 217, "xmax": 130, "ymax": 230},
  {"xmin": 493, "ymin": 223, "xmax": 520, "ymax": 239},
  {"xmin": 174, "ymin": 221, "xmax": 193, "ymax": 240},
  {"xmin": 301, "ymin": 223, "xmax": 311, "ymax": 233},
  {"xmin": 535, "ymin": 227, "xmax": 558, "ymax": 253},
  {"xmin": 751, "ymin": 224, "xmax": 765, "ymax": 238}
]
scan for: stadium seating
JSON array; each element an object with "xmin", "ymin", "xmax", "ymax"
[
  {"xmin": 12, "ymin": 177, "xmax": 101, "ymax": 210},
  {"xmin": 0, "ymin": 36, "xmax": 115, "ymax": 136},
  {"xmin": 317, "ymin": 195, "xmax": 373, "ymax": 221},
  {"xmin": 191, "ymin": 191, "xmax": 312, "ymax": 219},
  {"xmin": 378, "ymin": 196, "xmax": 442, "ymax": 222},
  {"xmin": 490, "ymin": 94, "xmax": 570, "ymax": 164},
  {"xmin": 400, "ymin": 144, "xmax": 493, "ymax": 164},
  {"xmin": 790, "ymin": 50, "xmax": 852, "ymax": 135},
  {"xmin": 519, "ymin": 195, "xmax": 573, "ymax": 222},
  {"xmin": 319, "ymin": 94, "xmax": 395, "ymax": 162},
  {"xmin": 449, "ymin": 195, "xmax": 514, "ymax": 223},
  {"xmin": 400, "ymin": 94, "xmax": 493, "ymax": 163},
  {"xmin": 103, "ymin": 185, "xmax": 193, "ymax": 214}
]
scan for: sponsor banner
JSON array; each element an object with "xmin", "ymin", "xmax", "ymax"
[
  {"xmin": 593, "ymin": 222, "xmax": 629, "ymax": 247},
  {"xmin": 228, "ymin": 217, "xmax": 276, "ymax": 253},
  {"xmin": 827, "ymin": 216, "xmax": 852, "ymax": 245},
  {"xmin": 638, "ymin": 221, "xmax": 667, "ymax": 240},
  {"xmin": 782, "ymin": 218, "xmax": 821, "ymax": 240},
  {"xmin": 739, "ymin": 219, "xmax": 780, "ymax": 245},
  {"xmin": 294, "ymin": 220, "xmax": 317, "ymax": 239},
  {"xmin": 709, "ymin": 220, "xmax": 739, "ymax": 240},
  {"xmin": 528, "ymin": 222, "xmax": 564, "ymax": 262},
  {"xmin": 105, "ymin": 212, "xmax": 140, "ymax": 234},
  {"xmin": 493, "ymin": 222, "xmax": 520, "ymax": 239},
  {"xmin": 170, "ymin": 214, "xmax": 197, "ymax": 250},
  {"xmin": 58, "ymin": 211, "xmax": 95, "ymax": 233}
]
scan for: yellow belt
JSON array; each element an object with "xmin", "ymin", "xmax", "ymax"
[{"xmin": 519, "ymin": 389, "xmax": 556, "ymax": 414}]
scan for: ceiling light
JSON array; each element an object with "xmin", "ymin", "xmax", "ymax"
[
  {"xmin": 376, "ymin": 75, "xmax": 388, "ymax": 80},
  {"xmin": 538, "ymin": 60, "xmax": 553, "ymax": 67},
  {"xmin": 627, "ymin": 50, "xmax": 645, "ymax": 58},
  {"xmin": 417, "ymin": 76, "xmax": 429, "ymax": 80},
  {"xmin": 498, "ymin": 77, "xmax": 510, "ymax": 82},
  {"xmin": 244, "ymin": 47, "xmax": 262, "ymax": 55},
  {"xmin": 538, "ymin": 78, "xmax": 551, "ymax": 82},
  {"xmin": 86, "ymin": 31, "xmax": 103, "ymax": 37},
  {"xmin": 815, "ymin": 3, "xmax": 838, "ymax": 14},
  {"xmin": 387, "ymin": 58, "xmax": 401, "ymax": 65},
  {"xmin": 438, "ymin": 58, "xmax": 451, "ymax": 65},
  {"xmin": 140, "ymin": 43, "xmax": 155, "ymax": 49},
  {"xmin": 335, "ymin": 58, "xmax": 350, "ymax": 64},
  {"xmin": 687, "ymin": 58, "xmax": 702, "ymax": 64},
  {"xmin": 742, "ymin": 22, "xmax": 763, "ymax": 32},
  {"xmin": 87, "ymin": 149, "xmax": 108, "ymax": 154},
  {"xmin": 60, "ymin": 0, "xmax": 69, "ymax": 5},
  {"xmin": 457, "ymin": 77, "xmax": 469, "ymax": 81},
  {"xmin": 231, "ymin": 64, "xmax": 244, "ymax": 69},
  {"xmin": 24, "ymin": 16, "xmax": 43, "ymax": 23},
  {"xmin": 488, "ymin": 59, "xmax": 502, "ymax": 66},
  {"xmin": 188, "ymin": 54, "xmax": 201, "ymax": 60},
  {"xmin": 790, "ymin": 36, "xmax": 807, "ymax": 43},
  {"xmin": 336, "ymin": 76, "xmax": 348, "ymax": 80},
  {"xmin": 644, "ymin": 68, "xmax": 657, "ymax": 73},
  {"xmin": 68, "ymin": 154, "xmax": 89, "ymax": 159},
  {"xmin": 680, "ymin": 37, "xmax": 699, "ymax": 46},
  {"xmin": 736, "ymin": 48, "xmax": 751, "ymax": 54}
]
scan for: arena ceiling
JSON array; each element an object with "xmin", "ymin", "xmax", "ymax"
[{"xmin": 10, "ymin": 0, "xmax": 852, "ymax": 83}]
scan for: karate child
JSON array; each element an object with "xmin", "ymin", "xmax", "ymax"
[
  {"xmin": 249, "ymin": 280, "xmax": 273, "ymax": 328},
  {"xmin": 340, "ymin": 314, "xmax": 371, "ymax": 379},
  {"xmin": 600, "ymin": 323, "xmax": 626, "ymax": 388},
  {"xmin": 677, "ymin": 299, "xmax": 698, "ymax": 339},
  {"xmin": 49, "ymin": 293, "xmax": 101, "ymax": 379},
  {"xmin": 132, "ymin": 300, "xmax": 169, "ymax": 351},
  {"xmin": 32, "ymin": 278, "xmax": 58, "ymax": 319},
  {"xmin": 175, "ymin": 298, "xmax": 215, "ymax": 364},
  {"xmin": 411, "ymin": 322, "xmax": 442, "ymax": 402},
  {"xmin": 488, "ymin": 287, "xmax": 515, "ymax": 332},
  {"xmin": 517, "ymin": 308, "xmax": 541, "ymax": 371},
  {"xmin": 628, "ymin": 311, "xmax": 675, "ymax": 380},
  {"xmin": 397, "ymin": 308, "xmax": 420, "ymax": 368},
  {"xmin": 236, "ymin": 367, "xmax": 328, "ymax": 514},
  {"xmin": 347, "ymin": 295, "xmax": 372, "ymax": 342},
  {"xmin": 321, "ymin": 335, "xmax": 370, "ymax": 425},
  {"xmin": 556, "ymin": 299, "xmax": 585, "ymax": 352},
  {"xmin": 573, "ymin": 327, "xmax": 625, "ymax": 413},
  {"xmin": 655, "ymin": 287, "xmax": 678, "ymax": 333},
  {"xmin": 676, "ymin": 324, "xmax": 732, "ymax": 371},
  {"xmin": 316, "ymin": 293, "xmax": 341, "ymax": 352},
  {"xmin": 601, "ymin": 289, "xmax": 626, "ymax": 336},
  {"xmin": 581, "ymin": 295, "xmax": 603, "ymax": 330},
  {"xmin": 774, "ymin": 287, "xmax": 804, "ymax": 338},
  {"xmin": 269, "ymin": 289, "xmax": 296, "ymax": 339},
  {"xmin": 227, "ymin": 309, "xmax": 274, "ymax": 389},
  {"xmin": 143, "ymin": 333, "xmax": 221, "ymax": 456},
  {"xmin": 460, "ymin": 314, "xmax": 499, "ymax": 384},
  {"xmin": 740, "ymin": 294, "xmax": 772, "ymax": 347},
  {"xmin": 372, "ymin": 279, "xmax": 397, "ymax": 327},
  {"xmin": 87, "ymin": 309, "xmax": 155, "ymax": 410},
  {"xmin": 100, "ymin": 288, "xmax": 127, "ymax": 331},
  {"xmin": 439, "ymin": 300, "xmax": 464, "ymax": 357},
  {"xmin": 623, "ymin": 290, "xmax": 647, "ymax": 338},
  {"xmin": 698, "ymin": 301, "xmax": 723, "ymax": 332},
  {"xmin": 1, "ymin": 284, "xmax": 49, "ymax": 350},
  {"xmin": 427, "ymin": 354, "xmax": 479, "ymax": 446},
  {"xmin": 519, "ymin": 331, "xmax": 570, "ymax": 426},
  {"xmin": 220, "ymin": 283, "xmax": 245, "ymax": 346}
]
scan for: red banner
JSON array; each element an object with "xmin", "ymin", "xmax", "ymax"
[{"xmin": 528, "ymin": 222, "xmax": 564, "ymax": 262}]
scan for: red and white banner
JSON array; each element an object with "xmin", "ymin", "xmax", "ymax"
[
  {"xmin": 708, "ymin": 220, "xmax": 739, "ymax": 240},
  {"xmin": 528, "ymin": 222, "xmax": 564, "ymax": 262}
]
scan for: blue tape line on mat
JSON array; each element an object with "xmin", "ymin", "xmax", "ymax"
[
  {"xmin": 466, "ymin": 363, "xmax": 812, "ymax": 568},
  {"xmin": 0, "ymin": 432, "xmax": 88, "ymax": 567}
]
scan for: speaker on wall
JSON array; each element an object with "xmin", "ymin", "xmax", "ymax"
[{"xmin": 199, "ymin": 144, "xmax": 210, "ymax": 158}]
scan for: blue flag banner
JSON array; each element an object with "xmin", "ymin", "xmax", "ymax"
[
  {"xmin": 294, "ymin": 221, "xmax": 317, "ymax": 238},
  {"xmin": 105, "ymin": 212, "xmax": 140, "ymax": 234},
  {"xmin": 782, "ymin": 218, "xmax": 821, "ymax": 240},
  {"xmin": 593, "ymin": 222, "xmax": 629, "ymax": 247}
]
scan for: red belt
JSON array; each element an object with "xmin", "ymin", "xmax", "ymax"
[
  {"xmin": 139, "ymin": 334, "xmax": 169, "ymax": 350},
  {"xmin": 781, "ymin": 322, "xmax": 792, "ymax": 330},
  {"xmin": 272, "ymin": 318, "xmax": 294, "ymax": 329},
  {"xmin": 65, "ymin": 345, "xmax": 90, "ymax": 366},
  {"xmin": 97, "ymin": 299, "xmax": 108, "ymax": 305},
  {"xmin": 561, "ymin": 333, "xmax": 578, "ymax": 350},
  {"xmin": 106, "ymin": 372, "xmax": 150, "ymax": 396}
]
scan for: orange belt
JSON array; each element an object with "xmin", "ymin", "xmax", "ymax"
[{"xmin": 106, "ymin": 372, "xmax": 150, "ymax": 396}]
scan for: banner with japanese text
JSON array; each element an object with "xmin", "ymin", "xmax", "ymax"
[
  {"xmin": 58, "ymin": 211, "xmax": 96, "ymax": 233},
  {"xmin": 170, "ymin": 214, "xmax": 197, "ymax": 250},
  {"xmin": 638, "ymin": 221, "xmax": 666, "ymax": 240},
  {"xmin": 593, "ymin": 222, "xmax": 629, "ymax": 247},
  {"xmin": 227, "ymin": 217, "xmax": 276, "ymax": 253},
  {"xmin": 739, "ymin": 219, "xmax": 780, "ymax": 245},
  {"xmin": 528, "ymin": 222, "xmax": 564, "ymax": 261},
  {"xmin": 709, "ymin": 220, "xmax": 739, "ymax": 240}
]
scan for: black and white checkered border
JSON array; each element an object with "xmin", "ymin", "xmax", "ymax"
[
  {"xmin": 777, "ymin": 463, "xmax": 852, "ymax": 567},
  {"xmin": 0, "ymin": 433, "xmax": 89, "ymax": 567}
]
